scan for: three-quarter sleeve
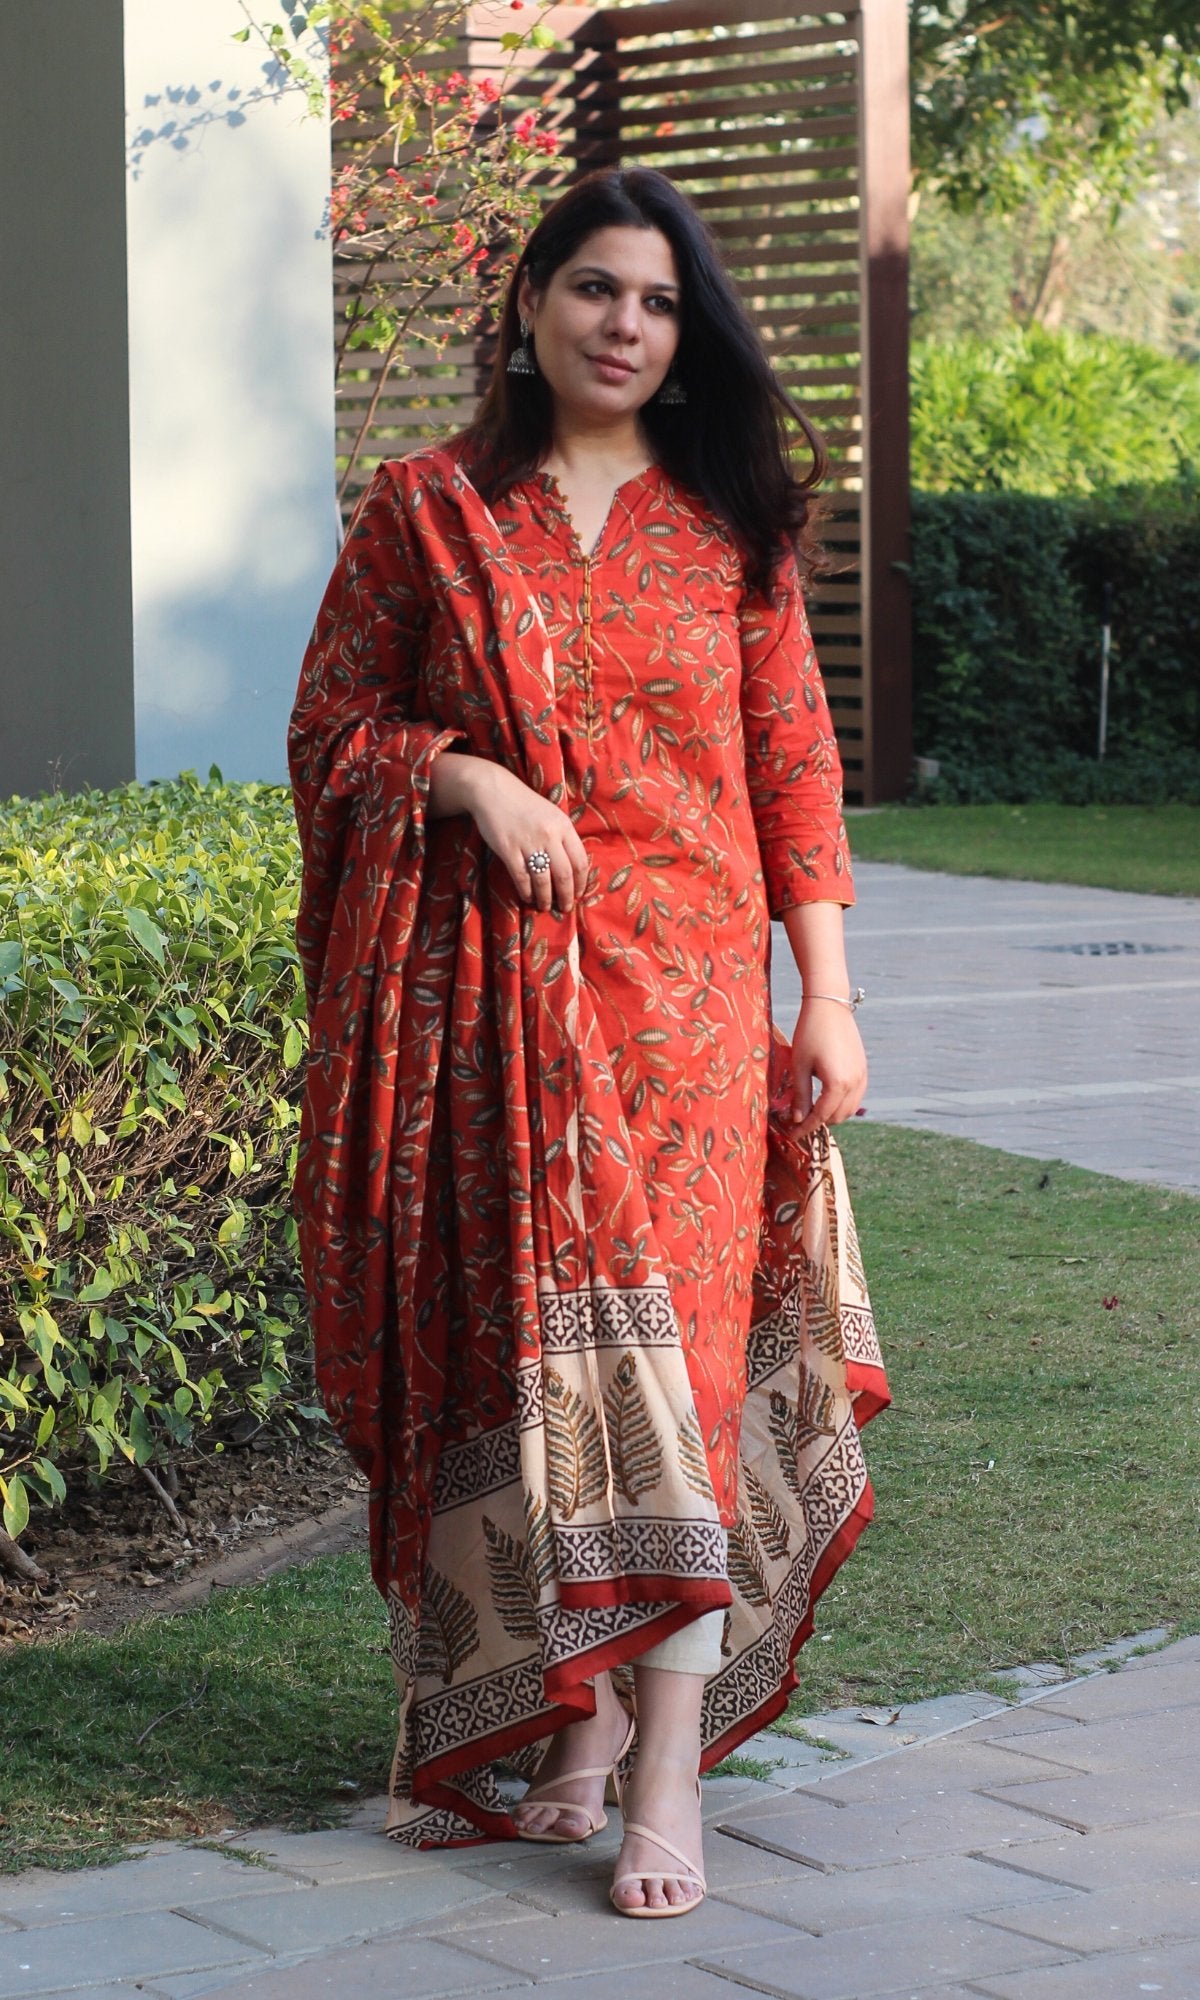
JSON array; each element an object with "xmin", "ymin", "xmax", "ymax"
[{"xmin": 738, "ymin": 546, "xmax": 854, "ymax": 917}]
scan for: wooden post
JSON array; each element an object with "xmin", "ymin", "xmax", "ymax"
[
  {"xmin": 573, "ymin": 21, "xmax": 622, "ymax": 172},
  {"xmin": 857, "ymin": 0, "xmax": 911, "ymax": 802}
]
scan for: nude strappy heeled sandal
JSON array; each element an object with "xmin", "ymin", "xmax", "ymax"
[
  {"xmin": 513, "ymin": 1708, "xmax": 637, "ymax": 1846},
  {"xmin": 609, "ymin": 1775, "xmax": 706, "ymax": 1919}
]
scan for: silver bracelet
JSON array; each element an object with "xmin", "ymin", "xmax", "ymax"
[{"xmin": 802, "ymin": 987, "xmax": 865, "ymax": 1011}]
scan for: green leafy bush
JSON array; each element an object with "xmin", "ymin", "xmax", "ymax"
[
  {"xmin": 0, "ymin": 770, "xmax": 313, "ymax": 1542},
  {"xmin": 911, "ymin": 326, "xmax": 1200, "ymax": 496},
  {"xmin": 909, "ymin": 486, "xmax": 1200, "ymax": 803}
]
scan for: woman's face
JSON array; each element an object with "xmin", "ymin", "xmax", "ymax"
[{"xmin": 517, "ymin": 224, "xmax": 681, "ymax": 426}]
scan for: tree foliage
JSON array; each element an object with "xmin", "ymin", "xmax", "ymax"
[
  {"xmin": 240, "ymin": 0, "xmax": 563, "ymax": 496},
  {"xmin": 911, "ymin": 326, "xmax": 1200, "ymax": 494},
  {"xmin": 911, "ymin": 4, "xmax": 1200, "ymax": 217}
]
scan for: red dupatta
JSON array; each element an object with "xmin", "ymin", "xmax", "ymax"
[{"xmin": 288, "ymin": 448, "xmax": 888, "ymax": 1846}]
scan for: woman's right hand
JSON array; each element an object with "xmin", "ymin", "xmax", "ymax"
[{"xmin": 453, "ymin": 757, "xmax": 590, "ymax": 913}]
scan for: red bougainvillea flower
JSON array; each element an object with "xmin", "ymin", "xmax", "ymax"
[{"xmin": 513, "ymin": 110, "xmax": 536, "ymax": 143}]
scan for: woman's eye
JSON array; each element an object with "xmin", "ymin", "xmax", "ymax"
[{"xmin": 648, "ymin": 295, "xmax": 677, "ymax": 313}]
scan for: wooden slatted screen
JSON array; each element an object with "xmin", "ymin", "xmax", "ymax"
[{"xmin": 331, "ymin": 0, "xmax": 910, "ymax": 802}]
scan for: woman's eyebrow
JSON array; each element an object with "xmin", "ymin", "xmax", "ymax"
[{"xmin": 570, "ymin": 263, "xmax": 680, "ymax": 293}]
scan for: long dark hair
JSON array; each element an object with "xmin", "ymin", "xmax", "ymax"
[{"xmin": 454, "ymin": 168, "xmax": 829, "ymax": 595}]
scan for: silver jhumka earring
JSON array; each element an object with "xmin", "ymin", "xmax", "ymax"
[
  {"xmin": 507, "ymin": 316, "xmax": 537, "ymax": 376},
  {"xmin": 658, "ymin": 371, "xmax": 686, "ymax": 405}
]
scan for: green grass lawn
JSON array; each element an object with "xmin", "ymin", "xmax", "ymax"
[
  {"xmin": 2, "ymin": 1123, "xmax": 1196, "ymax": 1872},
  {"xmin": 780, "ymin": 1123, "xmax": 1200, "ymax": 1722},
  {"xmin": 845, "ymin": 803, "xmax": 1199, "ymax": 897}
]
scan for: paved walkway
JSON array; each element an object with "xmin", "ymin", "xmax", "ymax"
[
  {"xmin": 770, "ymin": 863, "xmax": 1200, "ymax": 1192},
  {"xmin": 1, "ymin": 1633, "xmax": 1196, "ymax": 1999}
]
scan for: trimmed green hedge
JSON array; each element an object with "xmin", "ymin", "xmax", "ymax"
[
  {"xmin": 910, "ymin": 328, "xmax": 1200, "ymax": 497},
  {"xmin": 909, "ymin": 485, "xmax": 1200, "ymax": 803},
  {"xmin": 0, "ymin": 771, "xmax": 312, "ymax": 1543}
]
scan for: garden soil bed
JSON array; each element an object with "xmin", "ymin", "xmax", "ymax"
[{"xmin": 0, "ymin": 1433, "xmax": 367, "ymax": 1647}]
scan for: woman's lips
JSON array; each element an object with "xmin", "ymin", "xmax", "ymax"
[{"xmin": 589, "ymin": 355, "xmax": 636, "ymax": 380}]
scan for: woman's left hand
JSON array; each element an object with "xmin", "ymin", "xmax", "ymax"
[{"xmin": 789, "ymin": 1000, "xmax": 867, "ymax": 1138}]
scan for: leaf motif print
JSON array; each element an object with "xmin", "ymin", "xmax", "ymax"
[
  {"xmin": 741, "ymin": 1462, "xmax": 791, "ymax": 1563},
  {"xmin": 602, "ymin": 1353, "xmax": 663, "ymax": 1505},
  {"xmin": 677, "ymin": 1408, "xmax": 715, "ymax": 1500},
  {"xmin": 727, "ymin": 1518, "xmax": 771, "ymax": 1608},
  {"xmin": 799, "ymin": 1371, "xmax": 838, "ymax": 1438},
  {"xmin": 801, "ymin": 1247, "xmax": 842, "ymax": 1358},
  {"xmin": 768, "ymin": 1388, "xmax": 804, "ymax": 1502},
  {"xmin": 416, "ymin": 1565, "xmax": 480, "ymax": 1686},
  {"xmin": 844, "ymin": 1212, "xmax": 868, "ymax": 1299},
  {"xmin": 545, "ymin": 1367, "xmax": 609, "ymax": 1519},
  {"xmin": 483, "ymin": 1515, "xmax": 539, "ymax": 1642},
  {"xmin": 523, "ymin": 1491, "xmax": 558, "ymax": 1591}
]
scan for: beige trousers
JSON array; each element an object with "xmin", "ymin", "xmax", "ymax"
[{"xmin": 636, "ymin": 1529, "xmax": 728, "ymax": 1676}]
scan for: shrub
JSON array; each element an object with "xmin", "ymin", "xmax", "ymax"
[
  {"xmin": 0, "ymin": 770, "xmax": 312, "ymax": 1544},
  {"xmin": 909, "ymin": 485, "xmax": 1200, "ymax": 803},
  {"xmin": 910, "ymin": 327, "xmax": 1200, "ymax": 497}
]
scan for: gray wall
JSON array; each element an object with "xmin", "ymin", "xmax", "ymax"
[
  {"xmin": 1, "ymin": 5, "xmax": 136, "ymax": 799},
  {"xmin": 0, "ymin": 2, "xmax": 336, "ymax": 802}
]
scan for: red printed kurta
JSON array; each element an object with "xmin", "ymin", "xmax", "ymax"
[
  {"xmin": 492, "ymin": 464, "xmax": 853, "ymax": 1523},
  {"xmin": 287, "ymin": 446, "xmax": 887, "ymax": 1848}
]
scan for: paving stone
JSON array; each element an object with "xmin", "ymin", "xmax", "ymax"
[
  {"xmin": 703, "ymin": 1827, "xmax": 828, "ymax": 1890},
  {"xmin": 219, "ymin": 1826, "xmax": 431, "ymax": 1884},
  {"xmin": 429, "ymin": 1876, "xmax": 603, "ymax": 1925},
  {"xmin": 973, "ymin": 1709, "xmax": 1087, "ymax": 1745},
  {"xmin": 887, "ymin": 1692, "xmax": 1016, "ymax": 1736},
  {"xmin": 787, "ymin": 1740, "xmax": 1087, "ymax": 1806},
  {"xmin": 715, "ymin": 1850, "xmax": 1083, "ymax": 1935},
  {"xmin": 979, "ymin": 1875, "xmax": 1200, "ymax": 1955},
  {"xmin": 0, "ymin": 1911, "xmax": 260, "ymax": 1997},
  {"xmin": 9, "ymin": 1989, "xmax": 161, "ymax": 2000},
  {"xmin": 442, "ymin": 1898, "xmax": 797, "ymax": 1975},
  {"xmin": 140, "ymin": 1977, "xmax": 275, "ymax": 2000},
  {"xmin": 700, "ymin": 1776, "xmax": 796, "ymax": 1819},
  {"xmin": 0, "ymin": 1849, "xmax": 305, "ymax": 1927},
  {"xmin": 176, "ymin": 1868, "xmax": 493, "ymax": 1952},
  {"xmin": 751, "ymin": 1733, "xmax": 838, "ymax": 1774},
  {"xmin": 777, "ymin": 1697, "xmax": 1007, "ymax": 1772},
  {"xmin": 452, "ymin": 1850, "xmax": 627, "ymax": 1920},
  {"xmin": 973, "ymin": 1816, "xmax": 1200, "ymax": 1893},
  {"xmin": 156, "ymin": 1933, "xmax": 531, "ymax": 1999},
  {"xmin": 1121, "ymin": 1634, "xmax": 1200, "ymax": 1673},
  {"xmin": 982, "ymin": 1770, "xmax": 1197, "ymax": 1834},
  {"xmin": 1007, "ymin": 1708, "xmax": 1200, "ymax": 1779},
  {"xmin": 1069, "ymin": 1630, "xmax": 1174, "ymax": 1673},
  {"xmin": 1003, "ymin": 1666, "xmax": 1074, "ymax": 1690},
  {"xmin": 1020, "ymin": 1669, "xmax": 1200, "ymax": 1725},
  {"xmin": 450, "ymin": 1966, "xmax": 740, "ymax": 2000},
  {"xmin": 973, "ymin": 1934, "xmax": 1200, "ymax": 1998},
  {"xmin": 711, "ymin": 1793, "xmax": 1072, "ymax": 1871},
  {"xmin": 692, "ymin": 1909, "xmax": 1073, "ymax": 1998}
]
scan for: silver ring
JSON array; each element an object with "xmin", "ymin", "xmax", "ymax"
[{"xmin": 525, "ymin": 849, "xmax": 551, "ymax": 874}]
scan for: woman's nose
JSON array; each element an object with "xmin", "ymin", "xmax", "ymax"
[{"xmin": 604, "ymin": 291, "xmax": 641, "ymax": 340}]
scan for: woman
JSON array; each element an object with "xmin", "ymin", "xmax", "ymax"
[{"xmin": 287, "ymin": 166, "xmax": 888, "ymax": 1918}]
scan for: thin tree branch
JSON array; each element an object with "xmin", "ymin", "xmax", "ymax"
[
  {"xmin": 139, "ymin": 1461, "xmax": 187, "ymax": 1534},
  {"xmin": 0, "ymin": 1526, "xmax": 48, "ymax": 1583}
]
